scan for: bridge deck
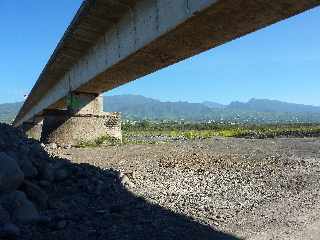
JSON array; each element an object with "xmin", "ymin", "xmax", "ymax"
[{"xmin": 14, "ymin": 0, "xmax": 320, "ymax": 126}]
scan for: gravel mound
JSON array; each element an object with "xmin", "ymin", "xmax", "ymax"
[
  {"xmin": 0, "ymin": 123, "xmax": 239, "ymax": 240},
  {"xmin": 0, "ymin": 123, "xmax": 75, "ymax": 238},
  {"xmin": 3, "ymin": 121, "xmax": 318, "ymax": 239}
]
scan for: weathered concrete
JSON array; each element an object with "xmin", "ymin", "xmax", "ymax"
[
  {"xmin": 41, "ymin": 93, "xmax": 121, "ymax": 145},
  {"xmin": 67, "ymin": 92, "xmax": 103, "ymax": 115},
  {"xmin": 21, "ymin": 121, "xmax": 43, "ymax": 141},
  {"xmin": 20, "ymin": 115, "xmax": 43, "ymax": 141},
  {"xmin": 14, "ymin": 0, "xmax": 320, "ymax": 126},
  {"xmin": 41, "ymin": 109, "xmax": 121, "ymax": 146}
]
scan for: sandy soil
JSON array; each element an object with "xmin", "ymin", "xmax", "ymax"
[{"xmin": 51, "ymin": 137, "xmax": 320, "ymax": 239}]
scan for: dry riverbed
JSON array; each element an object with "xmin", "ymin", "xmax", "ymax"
[{"xmin": 50, "ymin": 137, "xmax": 320, "ymax": 240}]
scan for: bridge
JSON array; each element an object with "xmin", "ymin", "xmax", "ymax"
[{"xmin": 14, "ymin": 0, "xmax": 320, "ymax": 145}]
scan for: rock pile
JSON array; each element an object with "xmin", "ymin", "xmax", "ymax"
[
  {"xmin": 0, "ymin": 123, "xmax": 237, "ymax": 240},
  {"xmin": 0, "ymin": 123, "xmax": 71, "ymax": 238}
]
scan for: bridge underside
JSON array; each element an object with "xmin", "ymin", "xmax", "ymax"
[
  {"xmin": 21, "ymin": 93, "xmax": 122, "ymax": 146},
  {"xmin": 14, "ymin": 0, "xmax": 320, "ymax": 144}
]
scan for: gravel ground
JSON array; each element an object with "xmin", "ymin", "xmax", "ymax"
[{"xmin": 49, "ymin": 137, "xmax": 320, "ymax": 240}]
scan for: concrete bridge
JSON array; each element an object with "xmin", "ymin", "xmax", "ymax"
[{"xmin": 14, "ymin": 0, "xmax": 320, "ymax": 145}]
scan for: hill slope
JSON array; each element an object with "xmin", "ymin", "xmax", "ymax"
[
  {"xmin": 229, "ymin": 98, "xmax": 320, "ymax": 113},
  {"xmin": 1, "ymin": 95, "xmax": 320, "ymax": 123},
  {"xmin": 104, "ymin": 95, "xmax": 214, "ymax": 121},
  {"xmin": 104, "ymin": 95, "xmax": 320, "ymax": 123},
  {"xmin": 202, "ymin": 101, "xmax": 226, "ymax": 109},
  {"xmin": 0, "ymin": 102, "xmax": 23, "ymax": 123}
]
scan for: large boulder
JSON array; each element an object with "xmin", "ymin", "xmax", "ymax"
[
  {"xmin": 41, "ymin": 163, "xmax": 55, "ymax": 182},
  {"xmin": 21, "ymin": 180, "xmax": 48, "ymax": 209},
  {"xmin": 0, "ymin": 152, "xmax": 24, "ymax": 193},
  {"xmin": 18, "ymin": 156, "xmax": 38, "ymax": 179},
  {"xmin": 1, "ymin": 191, "xmax": 40, "ymax": 223},
  {"xmin": 0, "ymin": 223, "xmax": 20, "ymax": 239},
  {"xmin": 0, "ymin": 203, "xmax": 19, "ymax": 239},
  {"xmin": 0, "ymin": 204, "xmax": 10, "ymax": 224},
  {"xmin": 54, "ymin": 167, "xmax": 70, "ymax": 182}
]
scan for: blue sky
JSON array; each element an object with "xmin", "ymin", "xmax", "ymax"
[{"xmin": 0, "ymin": 1, "xmax": 319, "ymax": 106}]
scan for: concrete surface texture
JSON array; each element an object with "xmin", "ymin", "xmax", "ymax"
[
  {"xmin": 14, "ymin": 0, "xmax": 320, "ymax": 126},
  {"xmin": 66, "ymin": 93, "xmax": 103, "ymax": 115},
  {"xmin": 41, "ymin": 110, "xmax": 122, "ymax": 146},
  {"xmin": 20, "ymin": 93, "xmax": 121, "ymax": 145},
  {"xmin": 21, "ymin": 121, "xmax": 43, "ymax": 141}
]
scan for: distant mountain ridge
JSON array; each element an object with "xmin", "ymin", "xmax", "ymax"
[
  {"xmin": 104, "ymin": 95, "xmax": 213, "ymax": 121},
  {"xmin": 228, "ymin": 98, "xmax": 320, "ymax": 113},
  {"xmin": 202, "ymin": 101, "xmax": 226, "ymax": 109},
  {"xmin": 1, "ymin": 95, "xmax": 320, "ymax": 123},
  {"xmin": 103, "ymin": 95, "xmax": 320, "ymax": 123},
  {"xmin": 0, "ymin": 102, "xmax": 23, "ymax": 123}
]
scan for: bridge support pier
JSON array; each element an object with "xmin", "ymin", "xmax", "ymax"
[
  {"xmin": 21, "ymin": 116, "xmax": 43, "ymax": 141},
  {"xmin": 41, "ymin": 93, "xmax": 122, "ymax": 146}
]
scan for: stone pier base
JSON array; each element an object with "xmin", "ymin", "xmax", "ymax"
[
  {"xmin": 21, "ymin": 121, "xmax": 43, "ymax": 141},
  {"xmin": 41, "ymin": 110, "xmax": 121, "ymax": 146}
]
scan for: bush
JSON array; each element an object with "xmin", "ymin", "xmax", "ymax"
[{"xmin": 78, "ymin": 135, "xmax": 121, "ymax": 148}]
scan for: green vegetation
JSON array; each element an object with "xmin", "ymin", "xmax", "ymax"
[
  {"xmin": 77, "ymin": 135, "xmax": 122, "ymax": 148},
  {"xmin": 123, "ymin": 121, "xmax": 320, "ymax": 140},
  {"xmin": 73, "ymin": 121, "xmax": 320, "ymax": 148}
]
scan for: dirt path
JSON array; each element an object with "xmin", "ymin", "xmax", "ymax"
[{"xmin": 51, "ymin": 137, "xmax": 320, "ymax": 239}]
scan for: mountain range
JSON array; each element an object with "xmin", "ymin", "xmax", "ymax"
[
  {"xmin": 1, "ymin": 95, "xmax": 320, "ymax": 124},
  {"xmin": 228, "ymin": 98, "xmax": 320, "ymax": 113},
  {"xmin": 0, "ymin": 102, "xmax": 23, "ymax": 123}
]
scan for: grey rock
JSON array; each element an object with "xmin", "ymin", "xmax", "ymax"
[
  {"xmin": 21, "ymin": 180, "xmax": 48, "ymax": 209},
  {"xmin": 47, "ymin": 143, "xmax": 57, "ymax": 149},
  {"xmin": 36, "ymin": 215, "xmax": 52, "ymax": 225},
  {"xmin": 39, "ymin": 180, "xmax": 51, "ymax": 188},
  {"xmin": 119, "ymin": 173, "xmax": 135, "ymax": 189},
  {"xmin": 63, "ymin": 144, "xmax": 72, "ymax": 150},
  {"xmin": 48, "ymin": 200, "xmax": 65, "ymax": 210},
  {"xmin": 0, "ymin": 152, "xmax": 24, "ymax": 192},
  {"xmin": 0, "ymin": 204, "xmax": 10, "ymax": 224},
  {"xmin": 56, "ymin": 220, "xmax": 67, "ymax": 230},
  {"xmin": 5, "ymin": 151, "xmax": 18, "ymax": 161},
  {"xmin": 19, "ymin": 157, "xmax": 38, "ymax": 178},
  {"xmin": 54, "ymin": 168, "xmax": 70, "ymax": 182},
  {"xmin": 41, "ymin": 164, "xmax": 55, "ymax": 182},
  {"xmin": 0, "ymin": 223, "xmax": 20, "ymax": 239},
  {"xmin": 1, "ymin": 191, "xmax": 40, "ymax": 223},
  {"xmin": 0, "ymin": 137, "xmax": 4, "ymax": 147},
  {"xmin": 18, "ymin": 144, "xmax": 30, "ymax": 155}
]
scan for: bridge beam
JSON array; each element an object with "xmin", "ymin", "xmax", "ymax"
[
  {"xmin": 14, "ymin": 0, "xmax": 320, "ymax": 126},
  {"xmin": 41, "ymin": 93, "xmax": 122, "ymax": 146}
]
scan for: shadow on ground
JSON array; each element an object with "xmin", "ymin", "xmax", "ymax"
[
  {"xmin": 0, "ymin": 121, "xmax": 241, "ymax": 240},
  {"xmin": 22, "ymin": 146, "xmax": 241, "ymax": 240}
]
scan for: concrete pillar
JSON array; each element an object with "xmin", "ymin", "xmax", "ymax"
[
  {"xmin": 67, "ymin": 92, "xmax": 103, "ymax": 115},
  {"xmin": 41, "ymin": 93, "xmax": 122, "ymax": 146},
  {"xmin": 21, "ymin": 116, "xmax": 43, "ymax": 141}
]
